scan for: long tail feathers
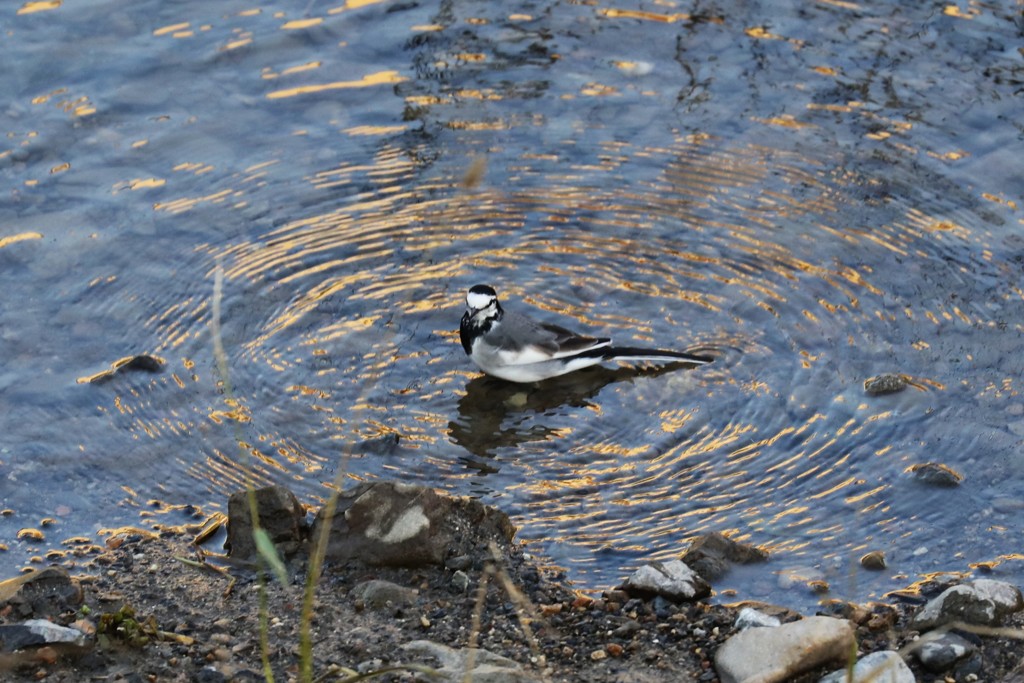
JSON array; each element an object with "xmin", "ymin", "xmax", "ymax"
[{"xmin": 578, "ymin": 346, "xmax": 713, "ymax": 365}]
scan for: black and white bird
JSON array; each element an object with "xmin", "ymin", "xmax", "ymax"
[{"xmin": 459, "ymin": 284, "xmax": 713, "ymax": 383}]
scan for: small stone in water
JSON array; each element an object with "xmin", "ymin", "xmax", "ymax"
[
  {"xmin": 864, "ymin": 373, "xmax": 908, "ymax": 395},
  {"xmin": 860, "ymin": 551, "xmax": 887, "ymax": 570},
  {"xmin": 908, "ymin": 462, "xmax": 963, "ymax": 487}
]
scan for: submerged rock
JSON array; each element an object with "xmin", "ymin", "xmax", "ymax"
[
  {"xmin": 907, "ymin": 462, "xmax": 963, "ymax": 487},
  {"xmin": 864, "ymin": 373, "xmax": 908, "ymax": 395},
  {"xmin": 77, "ymin": 354, "xmax": 165, "ymax": 384},
  {"xmin": 714, "ymin": 615, "xmax": 855, "ymax": 683},
  {"xmin": 680, "ymin": 531, "xmax": 769, "ymax": 582}
]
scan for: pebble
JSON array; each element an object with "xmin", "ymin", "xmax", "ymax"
[
  {"xmin": 450, "ymin": 570, "xmax": 470, "ymax": 593},
  {"xmin": 351, "ymin": 579, "xmax": 418, "ymax": 609},
  {"xmin": 445, "ymin": 554, "xmax": 472, "ymax": 571},
  {"xmin": 991, "ymin": 496, "xmax": 1024, "ymax": 513}
]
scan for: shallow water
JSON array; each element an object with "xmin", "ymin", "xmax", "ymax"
[{"xmin": 1, "ymin": 0, "xmax": 1022, "ymax": 610}]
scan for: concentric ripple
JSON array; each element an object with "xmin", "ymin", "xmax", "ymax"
[{"xmin": 2, "ymin": 0, "xmax": 1021, "ymax": 609}]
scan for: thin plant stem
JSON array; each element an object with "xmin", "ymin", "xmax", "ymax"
[{"xmin": 212, "ymin": 261, "xmax": 276, "ymax": 683}]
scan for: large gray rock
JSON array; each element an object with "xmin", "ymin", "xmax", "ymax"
[
  {"xmin": 681, "ymin": 532, "xmax": 769, "ymax": 582},
  {"xmin": 714, "ymin": 616, "xmax": 855, "ymax": 683},
  {"xmin": 226, "ymin": 485, "xmax": 307, "ymax": 561},
  {"xmin": 621, "ymin": 560, "xmax": 711, "ymax": 602},
  {"xmin": 819, "ymin": 651, "xmax": 914, "ymax": 683},
  {"xmin": 312, "ymin": 482, "xmax": 515, "ymax": 568},
  {"xmin": 911, "ymin": 579, "xmax": 1024, "ymax": 630}
]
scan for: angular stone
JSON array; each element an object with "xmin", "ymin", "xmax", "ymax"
[
  {"xmin": 714, "ymin": 616, "xmax": 855, "ymax": 683},
  {"xmin": 820, "ymin": 650, "xmax": 914, "ymax": 683},
  {"xmin": 0, "ymin": 566, "xmax": 83, "ymax": 618},
  {"xmin": 681, "ymin": 532, "xmax": 769, "ymax": 582},
  {"xmin": 917, "ymin": 632, "xmax": 976, "ymax": 673},
  {"xmin": 226, "ymin": 485, "xmax": 306, "ymax": 561},
  {"xmin": 312, "ymin": 482, "xmax": 515, "ymax": 568},
  {"xmin": 912, "ymin": 580, "xmax": 1024, "ymax": 630},
  {"xmin": 622, "ymin": 560, "xmax": 711, "ymax": 602},
  {"xmin": 0, "ymin": 619, "xmax": 89, "ymax": 652}
]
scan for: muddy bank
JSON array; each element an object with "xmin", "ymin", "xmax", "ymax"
[{"xmin": 1, "ymin": 483, "xmax": 1023, "ymax": 682}]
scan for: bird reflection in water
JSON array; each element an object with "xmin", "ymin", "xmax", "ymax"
[{"xmin": 448, "ymin": 361, "xmax": 704, "ymax": 469}]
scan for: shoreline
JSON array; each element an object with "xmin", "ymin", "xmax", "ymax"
[{"xmin": 1, "ymin": 482, "xmax": 1022, "ymax": 682}]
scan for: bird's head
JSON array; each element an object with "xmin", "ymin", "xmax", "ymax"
[{"xmin": 465, "ymin": 284, "xmax": 501, "ymax": 323}]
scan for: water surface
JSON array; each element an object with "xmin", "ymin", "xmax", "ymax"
[{"xmin": 1, "ymin": 0, "xmax": 1022, "ymax": 610}]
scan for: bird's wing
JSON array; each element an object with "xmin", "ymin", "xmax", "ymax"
[
  {"xmin": 537, "ymin": 322, "xmax": 611, "ymax": 358},
  {"xmin": 487, "ymin": 311, "xmax": 610, "ymax": 365}
]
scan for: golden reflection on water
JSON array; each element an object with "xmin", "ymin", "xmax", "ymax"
[
  {"xmin": 101, "ymin": 122, "xmax": 1015, "ymax": 588},
  {"xmin": 265, "ymin": 70, "xmax": 408, "ymax": 100},
  {"xmin": 17, "ymin": 1, "xmax": 61, "ymax": 15}
]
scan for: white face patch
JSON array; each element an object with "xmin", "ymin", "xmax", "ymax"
[{"xmin": 466, "ymin": 290, "xmax": 496, "ymax": 312}]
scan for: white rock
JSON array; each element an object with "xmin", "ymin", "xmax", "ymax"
[
  {"xmin": 402, "ymin": 640, "xmax": 536, "ymax": 682},
  {"xmin": 623, "ymin": 560, "xmax": 711, "ymax": 602},
  {"xmin": 819, "ymin": 651, "xmax": 914, "ymax": 683},
  {"xmin": 735, "ymin": 607, "xmax": 781, "ymax": 630},
  {"xmin": 917, "ymin": 632, "xmax": 976, "ymax": 673},
  {"xmin": 16, "ymin": 619, "xmax": 89, "ymax": 646},
  {"xmin": 715, "ymin": 616, "xmax": 855, "ymax": 683},
  {"xmin": 971, "ymin": 579, "xmax": 1024, "ymax": 614},
  {"xmin": 912, "ymin": 579, "xmax": 1024, "ymax": 630}
]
